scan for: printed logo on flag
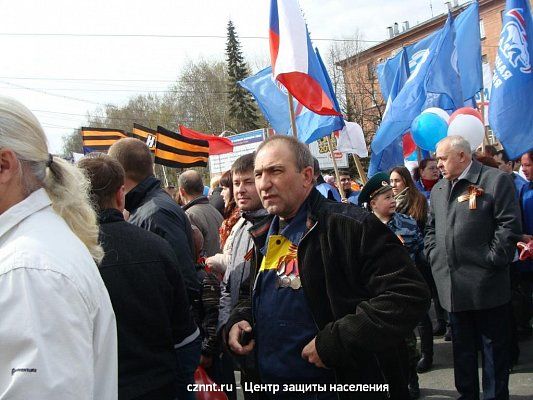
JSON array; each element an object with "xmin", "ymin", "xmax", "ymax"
[
  {"xmin": 272, "ymin": 75, "xmax": 289, "ymax": 95},
  {"xmin": 500, "ymin": 8, "xmax": 531, "ymax": 74},
  {"xmin": 145, "ymin": 133, "xmax": 157, "ymax": 150},
  {"xmin": 407, "ymin": 49, "xmax": 430, "ymax": 82}
]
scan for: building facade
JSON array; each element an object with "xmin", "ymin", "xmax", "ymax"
[{"xmin": 338, "ymin": 0, "xmax": 530, "ymax": 143}]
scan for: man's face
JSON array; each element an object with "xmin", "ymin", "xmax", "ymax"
[
  {"xmin": 233, "ymin": 170, "xmax": 262, "ymax": 212},
  {"xmin": 339, "ymin": 174, "xmax": 352, "ymax": 191},
  {"xmin": 497, "ymin": 160, "xmax": 513, "ymax": 174},
  {"xmin": 254, "ymin": 142, "xmax": 314, "ymax": 219},
  {"xmin": 436, "ymin": 142, "xmax": 468, "ymax": 181},
  {"xmin": 521, "ymin": 153, "xmax": 533, "ymax": 181}
]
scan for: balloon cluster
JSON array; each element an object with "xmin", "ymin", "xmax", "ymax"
[{"xmin": 409, "ymin": 107, "xmax": 485, "ymax": 153}]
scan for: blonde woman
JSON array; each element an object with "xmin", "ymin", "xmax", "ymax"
[{"xmin": 0, "ymin": 96, "xmax": 117, "ymax": 399}]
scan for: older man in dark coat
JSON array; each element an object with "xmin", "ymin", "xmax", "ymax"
[{"xmin": 425, "ymin": 136, "xmax": 522, "ymax": 400}]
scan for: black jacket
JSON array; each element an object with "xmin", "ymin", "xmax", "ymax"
[
  {"xmin": 226, "ymin": 189, "xmax": 430, "ymax": 399},
  {"xmin": 98, "ymin": 209, "xmax": 198, "ymax": 400},
  {"xmin": 125, "ymin": 176, "xmax": 200, "ymax": 298}
]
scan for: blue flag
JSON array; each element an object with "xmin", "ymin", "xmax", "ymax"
[
  {"xmin": 455, "ymin": 1, "xmax": 483, "ymax": 102},
  {"xmin": 377, "ymin": 2, "xmax": 482, "ymax": 103},
  {"xmin": 372, "ymin": 13, "xmax": 462, "ymax": 155},
  {"xmin": 239, "ymin": 67, "xmax": 344, "ymax": 144},
  {"xmin": 489, "ymin": 0, "xmax": 533, "ymax": 159},
  {"xmin": 369, "ymin": 49, "xmax": 410, "ymax": 177}
]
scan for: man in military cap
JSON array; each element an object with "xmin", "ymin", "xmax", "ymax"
[{"xmin": 226, "ymin": 135, "xmax": 429, "ymax": 399}]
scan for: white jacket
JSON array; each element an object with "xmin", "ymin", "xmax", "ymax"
[{"xmin": 0, "ymin": 189, "xmax": 117, "ymax": 400}]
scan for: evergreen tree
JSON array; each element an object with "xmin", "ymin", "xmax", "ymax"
[{"xmin": 225, "ymin": 20, "xmax": 259, "ymax": 132}]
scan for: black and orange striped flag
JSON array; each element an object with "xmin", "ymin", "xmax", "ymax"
[
  {"xmin": 132, "ymin": 123, "xmax": 158, "ymax": 152},
  {"xmin": 81, "ymin": 127, "xmax": 128, "ymax": 154},
  {"xmin": 155, "ymin": 126, "xmax": 209, "ymax": 168}
]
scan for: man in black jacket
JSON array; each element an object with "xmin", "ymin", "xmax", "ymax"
[
  {"xmin": 226, "ymin": 135, "xmax": 430, "ymax": 400},
  {"xmin": 108, "ymin": 138, "xmax": 198, "ymax": 298},
  {"xmin": 108, "ymin": 139, "xmax": 201, "ymax": 400},
  {"xmin": 79, "ymin": 154, "xmax": 198, "ymax": 400}
]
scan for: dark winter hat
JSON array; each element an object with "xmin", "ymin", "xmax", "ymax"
[{"xmin": 358, "ymin": 172, "xmax": 392, "ymax": 206}]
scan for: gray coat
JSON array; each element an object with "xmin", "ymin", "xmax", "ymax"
[
  {"xmin": 424, "ymin": 160, "xmax": 522, "ymax": 312},
  {"xmin": 217, "ymin": 208, "xmax": 268, "ymax": 331},
  {"xmin": 183, "ymin": 196, "xmax": 223, "ymax": 258}
]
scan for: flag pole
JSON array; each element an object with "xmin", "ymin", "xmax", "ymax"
[
  {"xmin": 351, "ymin": 154, "xmax": 368, "ymax": 184},
  {"xmin": 478, "ymin": 89, "xmax": 491, "ymax": 150},
  {"xmin": 162, "ymin": 165, "xmax": 169, "ymax": 188},
  {"xmin": 326, "ymin": 135, "xmax": 346, "ymax": 201},
  {"xmin": 287, "ymin": 93, "xmax": 298, "ymax": 138}
]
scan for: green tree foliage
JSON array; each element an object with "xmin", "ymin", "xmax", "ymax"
[
  {"xmin": 225, "ymin": 20, "xmax": 259, "ymax": 132},
  {"xmin": 61, "ymin": 129, "xmax": 83, "ymax": 157}
]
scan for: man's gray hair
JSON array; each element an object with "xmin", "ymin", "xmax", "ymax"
[
  {"xmin": 438, "ymin": 135, "xmax": 472, "ymax": 156},
  {"xmin": 255, "ymin": 135, "xmax": 314, "ymax": 172}
]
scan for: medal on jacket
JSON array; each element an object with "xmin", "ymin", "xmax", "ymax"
[{"xmin": 458, "ymin": 185, "xmax": 484, "ymax": 210}]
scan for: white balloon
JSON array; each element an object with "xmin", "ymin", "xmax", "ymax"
[
  {"xmin": 447, "ymin": 114, "xmax": 485, "ymax": 151},
  {"xmin": 421, "ymin": 107, "xmax": 450, "ymax": 123}
]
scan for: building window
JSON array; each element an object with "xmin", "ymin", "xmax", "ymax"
[
  {"xmin": 481, "ymin": 54, "xmax": 488, "ymax": 64},
  {"xmin": 479, "ymin": 19, "xmax": 486, "ymax": 39},
  {"xmin": 366, "ymin": 62, "xmax": 375, "ymax": 80}
]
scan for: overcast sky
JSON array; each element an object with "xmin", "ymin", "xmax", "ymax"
[{"xmin": 0, "ymin": 0, "xmax": 454, "ymax": 153}]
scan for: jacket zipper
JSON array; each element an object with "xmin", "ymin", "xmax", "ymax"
[{"xmin": 298, "ymin": 220, "xmax": 340, "ymax": 392}]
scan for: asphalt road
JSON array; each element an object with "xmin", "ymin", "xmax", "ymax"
[
  {"xmin": 233, "ymin": 334, "xmax": 533, "ymax": 399},
  {"xmin": 417, "ymin": 335, "xmax": 533, "ymax": 399}
]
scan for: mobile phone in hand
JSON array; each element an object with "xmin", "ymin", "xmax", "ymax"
[{"xmin": 239, "ymin": 330, "xmax": 253, "ymax": 346}]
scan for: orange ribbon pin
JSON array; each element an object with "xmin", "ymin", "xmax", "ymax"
[{"xmin": 457, "ymin": 185, "xmax": 484, "ymax": 210}]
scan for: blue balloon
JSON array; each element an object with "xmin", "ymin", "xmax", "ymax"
[{"xmin": 411, "ymin": 113, "xmax": 448, "ymax": 151}]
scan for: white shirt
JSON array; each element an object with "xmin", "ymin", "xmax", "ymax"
[{"xmin": 0, "ymin": 189, "xmax": 117, "ymax": 400}]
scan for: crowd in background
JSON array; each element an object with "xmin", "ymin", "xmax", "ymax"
[{"xmin": 0, "ymin": 96, "xmax": 531, "ymax": 400}]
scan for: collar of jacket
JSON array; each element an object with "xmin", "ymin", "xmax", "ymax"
[
  {"xmin": 98, "ymin": 208, "xmax": 124, "ymax": 224},
  {"xmin": 461, "ymin": 159, "xmax": 482, "ymax": 184},
  {"xmin": 0, "ymin": 188, "xmax": 51, "ymax": 239},
  {"xmin": 248, "ymin": 188, "xmax": 323, "ymax": 246},
  {"xmin": 448, "ymin": 159, "xmax": 482, "ymax": 188},
  {"xmin": 182, "ymin": 195, "xmax": 209, "ymax": 211},
  {"xmin": 241, "ymin": 208, "xmax": 269, "ymax": 223},
  {"xmin": 125, "ymin": 176, "xmax": 161, "ymax": 212}
]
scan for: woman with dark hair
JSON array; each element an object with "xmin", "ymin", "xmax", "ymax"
[
  {"xmin": 414, "ymin": 158, "xmax": 440, "ymax": 201},
  {"xmin": 390, "ymin": 166, "xmax": 428, "ymax": 229},
  {"xmin": 205, "ymin": 170, "xmax": 240, "ymax": 275},
  {"xmin": 390, "ymin": 166, "xmax": 435, "ymax": 376}
]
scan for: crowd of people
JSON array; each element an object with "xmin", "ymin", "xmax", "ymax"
[{"xmin": 0, "ymin": 96, "xmax": 531, "ymax": 400}]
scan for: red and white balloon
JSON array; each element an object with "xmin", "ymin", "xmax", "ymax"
[{"xmin": 447, "ymin": 107, "xmax": 485, "ymax": 151}]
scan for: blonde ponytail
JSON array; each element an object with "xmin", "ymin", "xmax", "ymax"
[{"xmin": 0, "ymin": 96, "xmax": 103, "ymax": 262}]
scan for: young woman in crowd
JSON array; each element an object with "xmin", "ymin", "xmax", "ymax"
[
  {"xmin": 390, "ymin": 166, "xmax": 436, "ymax": 374},
  {"xmin": 390, "ymin": 166, "xmax": 428, "ymax": 229},
  {"xmin": 206, "ymin": 170, "xmax": 240, "ymax": 275}
]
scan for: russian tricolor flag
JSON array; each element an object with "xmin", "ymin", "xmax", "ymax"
[{"xmin": 269, "ymin": 0, "xmax": 342, "ymax": 116}]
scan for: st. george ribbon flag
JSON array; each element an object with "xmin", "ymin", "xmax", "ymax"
[
  {"xmin": 269, "ymin": 0, "xmax": 342, "ymax": 116},
  {"xmin": 377, "ymin": 1, "xmax": 482, "ymax": 104},
  {"xmin": 368, "ymin": 49, "xmax": 410, "ymax": 177},
  {"xmin": 239, "ymin": 66, "xmax": 344, "ymax": 144},
  {"xmin": 371, "ymin": 13, "xmax": 463, "ymax": 155},
  {"xmin": 489, "ymin": 0, "xmax": 533, "ymax": 159}
]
